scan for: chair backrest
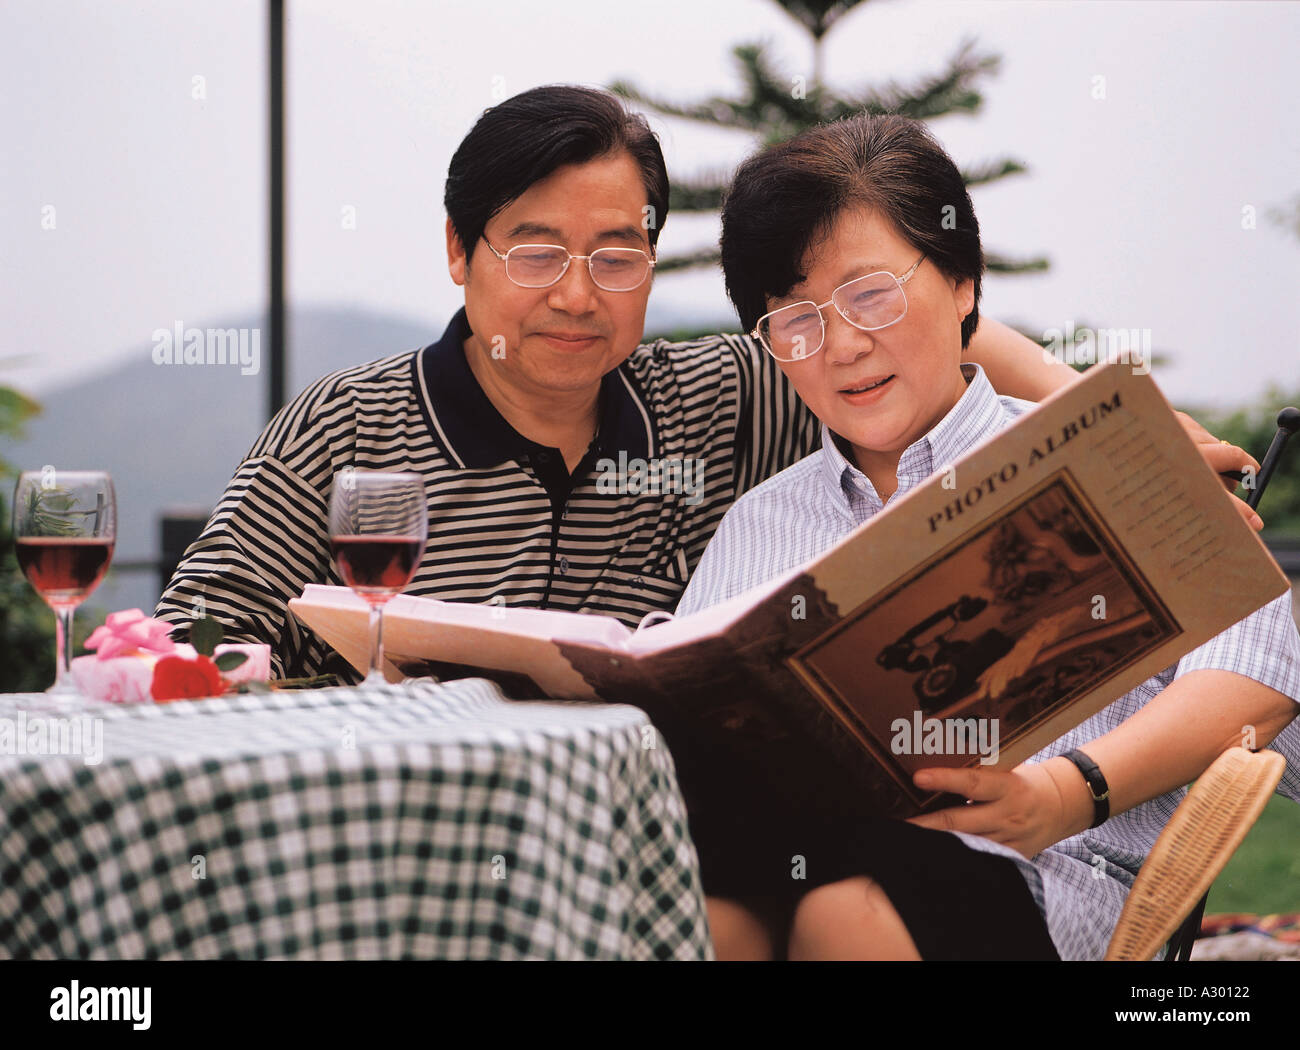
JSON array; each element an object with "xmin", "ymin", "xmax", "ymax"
[
  {"xmin": 1105, "ymin": 747, "xmax": 1286, "ymax": 961},
  {"xmin": 1163, "ymin": 891, "xmax": 1209, "ymax": 962}
]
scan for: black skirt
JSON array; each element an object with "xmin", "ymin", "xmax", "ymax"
[{"xmin": 691, "ymin": 803, "xmax": 1060, "ymax": 961}]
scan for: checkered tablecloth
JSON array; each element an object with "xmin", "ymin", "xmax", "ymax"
[{"xmin": 0, "ymin": 679, "xmax": 713, "ymax": 960}]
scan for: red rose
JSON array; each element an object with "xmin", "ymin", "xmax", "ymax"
[{"xmin": 151, "ymin": 654, "xmax": 225, "ymax": 702}]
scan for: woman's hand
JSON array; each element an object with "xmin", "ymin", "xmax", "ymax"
[
  {"xmin": 1175, "ymin": 410, "xmax": 1264, "ymax": 530},
  {"xmin": 905, "ymin": 758, "xmax": 1093, "ymax": 860}
]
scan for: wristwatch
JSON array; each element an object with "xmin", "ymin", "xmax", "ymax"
[{"xmin": 1062, "ymin": 749, "xmax": 1110, "ymax": 828}]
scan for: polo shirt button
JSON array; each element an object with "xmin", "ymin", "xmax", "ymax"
[
  {"xmin": 560, "ymin": 557, "xmax": 569, "ymax": 573},
  {"xmin": 537, "ymin": 451, "xmax": 550, "ymax": 463}
]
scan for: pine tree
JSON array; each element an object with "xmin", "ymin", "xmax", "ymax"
[{"xmin": 611, "ymin": 0, "xmax": 1047, "ymax": 278}]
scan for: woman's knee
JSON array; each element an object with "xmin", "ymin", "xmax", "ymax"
[
  {"xmin": 706, "ymin": 896, "xmax": 776, "ymax": 961},
  {"xmin": 788, "ymin": 876, "xmax": 922, "ymax": 960}
]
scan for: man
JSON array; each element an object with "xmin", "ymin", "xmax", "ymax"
[{"xmin": 155, "ymin": 85, "xmax": 1258, "ymax": 680}]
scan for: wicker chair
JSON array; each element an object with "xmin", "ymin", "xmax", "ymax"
[{"xmin": 1104, "ymin": 746, "xmax": 1286, "ymax": 961}]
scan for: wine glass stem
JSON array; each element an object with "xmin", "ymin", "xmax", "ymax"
[
  {"xmin": 54, "ymin": 604, "xmax": 76, "ymax": 691},
  {"xmin": 366, "ymin": 602, "xmax": 386, "ymax": 684}
]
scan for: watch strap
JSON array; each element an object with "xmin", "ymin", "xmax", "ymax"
[{"xmin": 1062, "ymin": 748, "xmax": 1110, "ymax": 829}]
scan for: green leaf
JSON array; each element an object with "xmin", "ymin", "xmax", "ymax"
[
  {"xmin": 770, "ymin": 0, "xmax": 866, "ymax": 40},
  {"xmin": 17, "ymin": 487, "xmax": 81, "ymax": 537},
  {"xmin": 652, "ymin": 248, "xmax": 722, "ymax": 274},
  {"xmin": 960, "ymin": 157, "xmax": 1029, "ymax": 187},
  {"xmin": 273, "ymin": 673, "xmax": 339, "ymax": 690},
  {"xmin": 668, "ymin": 175, "xmax": 728, "ymax": 212},
  {"xmin": 42, "ymin": 493, "xmax": 75, "ymax": 513},
  {"xmin": 0, "ymin": 386, "xmax": 41, "ymax": 441},
  {"xmin": 983, "ymin": 251, "xmax": 1051, "ymax": 274},
  {"xmin": 213, "ymin": 651, "xmax": 248, "ymax": 672},
  {"xmin": 190, "ymin": 616, "xmax": 223, "ymax": 656}
]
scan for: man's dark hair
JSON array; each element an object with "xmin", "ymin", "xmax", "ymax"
[
  {"xmin": 444, "ymin": 85, "xmax": 669, "ymax": 263},
  {"xmin": 720, "ymin": 113, "xmax": 983, "ymax": 348}
]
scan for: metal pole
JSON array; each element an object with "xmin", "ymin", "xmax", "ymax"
[{"xmin": 268, "ymin": 0, "xmax": 286, "ymax": 419}]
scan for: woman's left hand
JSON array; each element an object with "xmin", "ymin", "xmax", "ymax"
[
  {"xmin": 905, "ymin": 760, "xmax": 1088, "ymax": 860},
  {"xmin": 1175, "ymin": 410, "xmax": 1264, "ymax": 530}
]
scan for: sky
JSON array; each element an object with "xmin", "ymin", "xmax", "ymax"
[{"xmin": 2, "ymin": 0, "xmax": 1299, "ymax": 412}]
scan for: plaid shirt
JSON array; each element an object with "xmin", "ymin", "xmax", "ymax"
[{"xmin": 679, "ymin": 363, "xmax": 1300, "ymax": 960}]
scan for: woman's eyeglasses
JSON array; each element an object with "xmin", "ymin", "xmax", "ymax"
[
  {"xmin": 753, "ymin": 255, "xmax": 925, "ymax": 362},
  {"xmin": 481, "ymin": 235, "xmax": 656, "ymax": 292}
]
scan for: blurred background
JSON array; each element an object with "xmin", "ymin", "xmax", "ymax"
[{"xmin": 1, "ymin": 0, "xmax": 1297, "ymax": 919}]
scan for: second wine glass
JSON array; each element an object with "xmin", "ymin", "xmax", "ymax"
[{"xmin": 328, "ymin": 470, "xmax": 427, "ymax": 685}]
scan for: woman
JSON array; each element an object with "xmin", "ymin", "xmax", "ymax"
[{"xmin": 677, "ymin": 113, "xmax": 1300, "ymax": 961}]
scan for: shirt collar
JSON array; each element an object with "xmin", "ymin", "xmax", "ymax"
[
  {"xmin": 817, "ymin": 362, "xmax": 1006, "ymax": 515},
  {"xmin": 414, "ymin": 307, "xmax": 654, "ymax": 469}
]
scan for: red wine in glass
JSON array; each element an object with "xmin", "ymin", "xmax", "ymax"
[
  {"xmin": 12, "ymin": 470, "xmax": 117, "ymax": 697},
  {"xmin": 331, "ymin": 534, "xmax": 422, "ymax": 598},
  {"xmin": 15, "ymin": 536, "xmax": 115, "ymax": 604},
  {"xmin": 328, "ymin": 470, "xmax": 428, "ymax": 684}
]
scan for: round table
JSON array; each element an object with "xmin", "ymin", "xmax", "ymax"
[{"xmin": 0, "ymin": 678, "xmax": 713, "ymax": 960}]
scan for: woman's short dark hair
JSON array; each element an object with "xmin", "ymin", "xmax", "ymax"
[
  {"xmin": 445, "ymin": 85, "xmax": 669, "ymax": 263},
  {"xmin": 720, "ymin": 113, "xmax": 983, "ymax": 348}
]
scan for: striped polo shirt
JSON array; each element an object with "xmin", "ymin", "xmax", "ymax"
[{"xmin": 155, "ymin": 308, "xmax": 819, "ymax": 679}]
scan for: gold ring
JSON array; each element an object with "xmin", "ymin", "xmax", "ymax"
[{"xmin": 1220, "ymin": 439, "xmax": 1232, "ymax": 445}]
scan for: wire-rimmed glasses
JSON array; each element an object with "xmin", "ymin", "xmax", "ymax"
[
  {"xmin": 481, "ymin": 236, "xmax": 655, "ymax": 291},
  {"xmin": 752, "ymin": 254, "xmax": 925, "ymax": 362}
]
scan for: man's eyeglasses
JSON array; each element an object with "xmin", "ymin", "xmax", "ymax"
[
  {"xmin": 752, "ymin": 255, "xmax": 926, "ymax": 362},
  {"xmin": 481, "ymin": 236, "xmax": 656, "ymax": 292}
]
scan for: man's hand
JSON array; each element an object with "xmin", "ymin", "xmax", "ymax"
[
  {"xmin": 906, "ymin": 759, "xmax": 1092, "ymax": 860},
  {"xmin": 1175, "ymin": 410, "xmax": 1264, "ymax": 530}
]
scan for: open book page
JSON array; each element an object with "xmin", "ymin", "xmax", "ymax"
[
  {"xmin": 386, "ymin": 591, "xmax": 632, "ymax": 647},
  {"xmin": 293, "ymin": 563, "xmax": 790, "ymax": 677},
  {"xmin": 291, "ymin": 584, "xmax": 630, "ymax": 698},
  {"xmin": 622, "ymin": 569, "xmax": 796, "ymax": 654}
]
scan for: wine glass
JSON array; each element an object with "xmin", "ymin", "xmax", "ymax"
[
  {"xmin": 328, "ymin": 470, "xmax": 427, "ymax": 685},
  {"xmin": 12, "ymin": 470, "xmax": 117, "ymax": 696}
]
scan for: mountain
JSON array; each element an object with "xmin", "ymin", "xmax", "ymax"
[{"xmin": 8, "ymin": 307, "xmax": 437, "ymax": 617}]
